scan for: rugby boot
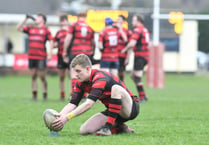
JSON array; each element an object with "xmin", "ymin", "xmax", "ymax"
[{"xmin": 96, "ymin": 126, "xmax": 112, "ymax": 136}]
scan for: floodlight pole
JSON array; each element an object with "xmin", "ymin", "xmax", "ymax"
[
  {"xmin": 147, "ymin": 0, "xmax": 165, "ymax": 89},
  {"xmin": 152, "ymin": 0, "xmax": 160, "ymax": 46}
]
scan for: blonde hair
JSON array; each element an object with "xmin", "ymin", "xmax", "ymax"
[{"xmin": 70, "ymin": 54, "xmax": 92, "ymax": 69}]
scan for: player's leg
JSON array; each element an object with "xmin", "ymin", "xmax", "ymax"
[
  {"xmin": 133, "ymin": 70, "xmax": 145, "ymax": 101},
  {"xmin": 113, "ymin": 85, "xmax": 133, "ymax": 118},
  {"xmin": 31, "ymin": 68, "xmax": 38, "ymax": 100},
  {"xmin": 133, "ymin": 57, "xmax": 148, "ymax": 102},
  {"xmin": 110, "ymin": 69, "xmax": 118, "ymax": 76},
  {"xmin": 29, "ymin": 59, "xmax": 38, "ymax": 100},
  {"xmin": 80, "ymin": 113, "xmax": 107, "ymax": 135},
  {"xmin": 100, "ymin": 61, "xmax": 110, "ymax": 73},
  {"xmin": 59, "ymin": 68, "xmax": 66, "ymax": 100},
  {"xmin": 111, "ymin": 85, "xmax": 139, "ymax": 134},
  {"xmin": 118, "ymin": 57, "xmax": 125, "ymax": 82},
  {"xmin": 58, "ymin": 55, "xmax": 68, "ymax": 100},
  {"xmin": 38, "ymin": 60, "xmax": 47, "ymax": 100},
  {"xmin": 118, "ymin": 70, "xmax": 124, "ymax": 81},
  {"xmin": 110, "ymin": 61, "xmax": 119, "ymax": 77},
  {"xmin": 96, "ymin": 85, "xmax": 133, "ymax": 136}
]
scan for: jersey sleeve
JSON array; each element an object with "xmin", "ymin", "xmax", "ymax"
[
  {"xmin": 68, "ymin": 23, "xmax": 76, "ymax": 34},
  {"xmin": 46, "ymin": 27, "xmax": 54, "ymax": 40},
  {"xmin": 23, "ymin": 25, "xmax": 30, "ymax": 34},
  {"xmin": 131, "ymin": 28, "xmax": 141, "ymax": 41},
  {"xmin": 69, "ymin": 83, "xmax": 84, "ymax": 106},
  {"xmin": 54, "ymin": 31, "xmax": 59, "ymax": 42},
  {"xmin": 128, "ymin": 30, "xmax": 132, "ymax": 42}
]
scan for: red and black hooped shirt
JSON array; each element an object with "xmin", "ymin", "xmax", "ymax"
[
  {"xmin": 70, "ymin": 69, "xmax": 137, "ymax": 108},
  {"xmin": 131, "ymin": 25, "xmax": 150, "ymax": 60},
  {"xmin": 23, "ymin": 25, "xmax": 53, "ymax": 60}
]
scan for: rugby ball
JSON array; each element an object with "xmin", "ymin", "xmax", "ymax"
[{"xmin": 43, "ymin": 109, "xmax": 61, "ymax": 131}]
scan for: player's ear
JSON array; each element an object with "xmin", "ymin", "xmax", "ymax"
[{"xmin": 86, "ymin": 66, "xmax": 91, "ymax": 72}]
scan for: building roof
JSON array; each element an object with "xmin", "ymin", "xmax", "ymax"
[{"xmin": 0, "ymin": 0, "xmax": 61, "ymax": 15}]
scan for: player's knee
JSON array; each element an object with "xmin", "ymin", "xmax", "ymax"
[
  {"xmin": 79, "ymin": 124, "xmax": 86, "ymax": 135},
  {"xmin": 111, "ymin": 85, "xmax": 121, "ymax": 95},
  {"xmin": 32, "ymin": 74, "xmax": 37, "ymax": 80},
  {"xmin": 133, "ymin": 75, "xmax": 141, "ymax": 84},
  {"xmin": 40, "ymin": 76, "xmax": 46, "ymax": 82},
  {"xmin": 80, "ymin": 124, "xmax": 92, "ymax": 135},
  {"xmin": 60, "ymin": 76, "xmax": 65, "ymax": 81}
]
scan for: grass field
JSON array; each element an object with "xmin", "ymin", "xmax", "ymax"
[{"xmin": 0, "ymin": 73, "xmax": 209, "ymax": 145}]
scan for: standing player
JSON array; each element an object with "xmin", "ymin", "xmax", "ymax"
[
  {"xmin": 52, "ymin": 54, "xmax": 140, "ymax": 136},
  {"xmin": 62, "ymin": 11, "xmax": 95, "ymax": 95},
  {"xmin": 54, "ymin": 15, "xmax": 71, "ymax": 101},
  {"xmin": 16, "ymin": 13, "xmax": 54, "ymax": 101},
  {"xmin": 122, "ymin": 14, "xmax": 150, "ymax": 103},
  {"xmin": 98, "ymin": 17, "xmax": 127, "ymax": 76},
  {"xmin": 116, "ymin": 15, "xmax": 132, "ymax": 82}
]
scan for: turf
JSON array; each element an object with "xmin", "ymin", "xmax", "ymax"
[{"xmin": 0, "ymin": 73, "xmax": 209, "ymax": 145}]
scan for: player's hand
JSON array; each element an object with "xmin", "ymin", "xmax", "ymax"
[
  {"xmin": 26, "ymin": 14, "xmax": 35, "ymax": 21},
  {"xmin": 121, "ymin": 48, "xmax": 127, "ymax": 54},
  {"xmin": 47, "ymin": 54, "xmax": 52, "ymax": 61},
  {"xmin": 63, "ymin": 56, "xmax": 69, "ymax": 63},
  {"xmin": 52, "ymin": 114, "xmax": 68, "ymax": 131},
  {"xmin": 99, "ymin": 48, "xmax": 104, "ymax": 53},
  {"xmin": 124, "ymin": 57, "xmax": 129, "ymax": 65},
  {"xmin": 114, "ymin": 22, "xmax": 121, "ymax": 29},
  {"xmin": 62, "ymin": 52, "xmax": 69, "ymax": 63}
]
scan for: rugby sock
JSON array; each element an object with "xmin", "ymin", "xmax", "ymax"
[
  {"xmin": 105, "ymin": 98, "xmax": 122, "ymax": 130},
  {"xmin": 137, "ymin": 84, "xmax": 146, "ymax": 100},
  {"xmin": 61, "ymin": 92, "xmax": 65, "ymax": 99},
  {"xmin": 33, "ymin": 91, "xmax": 37, "ymax": 99},
  {"xmin": 43, "ymin": 92, "xmax": 47, "ymax": 99}
]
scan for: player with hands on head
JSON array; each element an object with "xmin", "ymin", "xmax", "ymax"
[{"xmin": 52, "ymin": 54, "xmax": 140, "ymax": 136}]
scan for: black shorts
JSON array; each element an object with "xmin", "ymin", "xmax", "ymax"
[
  {"xmin": 29, "ymin": 59, "xmax": 46, "ymax": 70},
  {"xmin": 91, "ymin": 58, "xmax": 100, "ymax": 65},
  {"xmin": 101, "ymin": 99, "xmax": 140, "ymax": 123},
  {"xmin": 134, "ymin": 56, "xmax": 148, "ymax": 71},
  {"xmin": 57, "ymin": 55, "xmax": 69, "ymax": 69},
  {"xmin": 100, "ymin": 61, "xmax": 119, "ymax": 69},
  {"xmin": 119, "ymin": 57, "xmax": 126, "ymax": 72}
]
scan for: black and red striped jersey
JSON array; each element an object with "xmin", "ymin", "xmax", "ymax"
[
  {"xmin": 118, "ymin": 28, "xmax": 132, "ymax": 58},
  {"xmin": 99, "ymin": 27, "xmax": 120, "ymax": 62},
  {"xmin": 55, "ymin": 28, "xmax": 68, "ymax": 56},
  {"xmin": 23, "ymin": 25, "xmax": 53, "ymax": 60},
  {"xmin": 131, "ymin": 25, "xmax": 150, "ymax": 60},
  {"xmin": 68, "ymin": 20, "xmax": 94, "ymax": 56},
  {"xmin": 70, "ymin": 69, "xmax": 137, "ymax": 108}
]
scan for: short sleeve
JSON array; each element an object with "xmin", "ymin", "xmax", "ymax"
[
  {"xmin": 23, "ymin": 25, "xmax": 30, "ymax": 34},
  {"xmin": 46, "ymin": 28, "xmax": 54, "ymax": 40},
  {"xmin": 131, "ymin": 28, "xmax": 141, "ymax": 41}
]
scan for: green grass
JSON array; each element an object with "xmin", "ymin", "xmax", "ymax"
[{"xmin": 0, "ymin": 73, "xmax": 209, "ymax": 145}]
